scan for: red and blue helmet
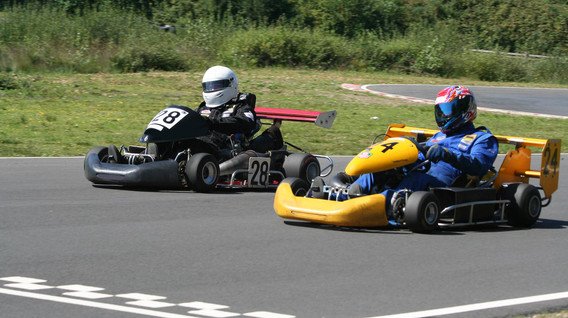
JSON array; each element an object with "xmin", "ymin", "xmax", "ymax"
[{"xmin": 434, "ymin": 85, "xmax": 477, "ymax": 133}]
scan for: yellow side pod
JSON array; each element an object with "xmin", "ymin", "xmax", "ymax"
[
  {"xmin": 273, "ymin": 183, "xmax": 389, "ymax": 227},
  {"xmin": 386, "ymin": 124, "xmax": 561, "ymax": 199}
]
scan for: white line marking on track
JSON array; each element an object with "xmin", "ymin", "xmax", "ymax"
[
  {"xmin": 342, "ymin": 83, "xmax": 568, "ymax": 119},
  {"xmin": 366, "ymin": 291, "xmax": 568, "ymax": 318},
  {"xmin": 178, "ymin": 301, "xmax": 239, "ymax": 317},
  {"xmin": 117, "ymin": 292, "xmax": 176, "ymax": 308},
  {"xmin": 244, "ymin": 311, "xmax": 296, "ymax": 318},
  {"xmin": 187, "ymin": 309, "xmax": 240, "ymax": 317},
  {"xmin": 1, "ymin": 276, "xmax": 296, "ymax": 318},
  {"xmin": 0, "ymin": 287, "xmax": 199, "ymax": 318},
  {"xmin": 178, "ymin": 301, "xmax": 230, "ymax": 310},
  {"xmin": 57, "ymin": 284, "xmax": 113, "ymax": 299},
  {"xmin": 1, "ymin": 276, "xmax": 54, "ymax": 290}
]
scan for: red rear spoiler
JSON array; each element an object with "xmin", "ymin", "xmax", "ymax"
[{"xmin": 255, "ymin": 107, "xmax": 337, "ymax": 129}]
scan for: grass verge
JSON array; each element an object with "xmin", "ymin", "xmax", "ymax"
[{"xmin": 0, "ymin": 68, "xmax": 566, "ymax": 157}]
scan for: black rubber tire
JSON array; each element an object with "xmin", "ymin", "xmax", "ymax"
[
  {"xmin": 107, "ymin": 144, "xmax": 124, "ymax": 163},
  {"xmin": 283, "ymin": 153, "xmax": 321, "ymax": 184},
  {"xmin": 84, "ymin": 146, "xmax": 109, "ymax": 177},
  {"xmin": 501, "ymin": 183, "xmax": 541, "ymax": 227},
  {"xmin": 185, "ymin": 153, "xmax": 220, "ymax": 193},
  {"xmin": 85, "ymin": 146, "xmax": 109, "ymax": 162},
  {"xmin": 405, "ymin": 191, "xmax": 440, "ymax": 233},
  {"xmin": 280, "ymin": 177, "xmax": 310, "ymax": 197}
]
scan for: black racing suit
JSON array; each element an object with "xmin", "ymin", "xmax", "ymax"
[{"xmin": 196, "ymin": 93, "xmax": 283, "ymax": 159}]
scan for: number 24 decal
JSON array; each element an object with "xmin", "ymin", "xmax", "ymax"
[{"xmin": 543, "ymin": 143, "xmax": 560, "ymax": 176}]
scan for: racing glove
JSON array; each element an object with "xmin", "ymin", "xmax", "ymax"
[{"xmin": 426, "ymin": 145, "xmax": 455, "ymax": 163}]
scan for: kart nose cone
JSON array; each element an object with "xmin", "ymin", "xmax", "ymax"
[{"xmin": 345, "ymin": 137, "xmax": 420, "ymax": 176}]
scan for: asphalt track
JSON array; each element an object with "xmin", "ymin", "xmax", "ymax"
[
  {"xmin": 1, "ymin": 153, "xmax": 567, "ymax": 318},
  {"xmin": 360, "ymin": 84, "xmax": 568, "ymax": 118},
  {"xmin": 1, "ymin": 85, "xmax": 567, "ymax": 318}
]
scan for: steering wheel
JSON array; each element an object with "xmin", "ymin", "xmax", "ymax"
[{"xmin": 407, "ymin": 159, "xmax": 431, "ymax": 174}]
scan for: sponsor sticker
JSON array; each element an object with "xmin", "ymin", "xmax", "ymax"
[
  {"xmin": 459, "ymin": 134, "xmax": 477, "ymax": 149},
  {"xmin": 358, "ymin": 152, "xmax": 373, "ymax": 159}
]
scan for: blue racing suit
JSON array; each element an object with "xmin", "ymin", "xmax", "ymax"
[{"xmin": 351, "ymin": 123, "xmax": 498, "ymax": 212}]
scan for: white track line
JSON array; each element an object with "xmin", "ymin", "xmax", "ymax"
[
  {"xmin": 342, "ymin": 83, "xmax": 568, "ymax": 119},
  {"xmin": 0, "ymin": 287, "xmax": 198, "ymax": 318},
  {"xmin": 367, "ymin": 291, "xmax": 568, "ymax": 318}
]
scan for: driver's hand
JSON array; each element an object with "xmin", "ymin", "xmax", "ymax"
[{"xmin": 426, "ymin": 145, "xmax": 453, "ymax": 163}]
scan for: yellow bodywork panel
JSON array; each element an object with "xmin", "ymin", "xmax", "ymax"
[
  {"xmin": 345, "ymin": 137, "xmax": 420, "ymax": 176},
  {"xmin": 274, "ymin": 183, "xmax": 389, "ymax": 227},
  {"xmin": 385, "ymin": 124, "xmax": 439, "ymax": 140},
  {"xmin": 494, "ymin": 147, "xmax": 532, "ymax": 189}
]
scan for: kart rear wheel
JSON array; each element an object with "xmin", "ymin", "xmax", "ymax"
[
  {"xmin": 283, "ymin": 153, "xmax": 321, "ymax": 184},
  {"xmin": 405, "ymin": 191, "xmax": 440, "ymax": 233},
  {"xmin": 186, "ymin": 153, "xmax": 220, "ymax": 193},
  {"xmin": 280, "ymin": 177, "xmax": 310, "ymax": 197},
  {"xmin": 501, "ymin": 183, "xmax": 541, "ymax": 227}
]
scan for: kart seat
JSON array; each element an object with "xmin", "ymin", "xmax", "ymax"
[{"xmin": 450, "ymin": 167, "xmax": 497, "ymax": 188}]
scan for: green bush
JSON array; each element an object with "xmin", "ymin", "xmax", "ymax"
[
  {"xmin": 222, "ymin": 26, "xmax": 355, "ymax": 69},
  {"xmin": 530, "ymin": 56, "xmax": 568, "ymax": 84},
  {"xmin": 112, "ymin": 47, "xmax": 187, "ymax": 72},
  {"xmin": 112, "ymin": 33, "xmax": 189, "ymax": 72},
  {"xmin": 458, "ymin": 51, "xmax": 529, "ymax": 82},
  {"xmin": 1, "ymin": 2, "xmax": 567, "ymax": 85},
  {"xmin": 0, "ymin": 73, "xmax": 26, "ymax": 90},
  {"xmin": 0, "ymin": 5, "xmax": 133, "ymax": 72},
  {"xmin": 371, "ymin": 37, "xmax": 420, "ymax": 72}
]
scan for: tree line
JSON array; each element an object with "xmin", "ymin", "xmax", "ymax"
[{"xmin": 2, "ymin": 0, "xmax": 567, "ymax": 55}]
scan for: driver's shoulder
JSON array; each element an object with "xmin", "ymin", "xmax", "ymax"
[{"xmin": 236, "ymin": 92, "xmax": 256, "ymax": 107}]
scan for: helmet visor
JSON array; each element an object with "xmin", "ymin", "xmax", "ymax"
[
  {"xmin": 435, "ymin": 100, "xmax": 458, "ymax": 128},
  {"xmin": 202, "ymin": 79, "xmax": 231, "ymax": 93}
]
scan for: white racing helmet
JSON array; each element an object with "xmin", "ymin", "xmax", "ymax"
[{"xmin": 202, "ymin": 66, "xmax": 238, "ymax": 107}]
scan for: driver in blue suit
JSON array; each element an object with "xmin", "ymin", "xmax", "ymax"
[{"xmin": 312, "ymin": 85, "xmax": 498, "ymax": 218}]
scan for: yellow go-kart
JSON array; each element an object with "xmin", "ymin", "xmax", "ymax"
[{"xmin": 273, "ymin": 124, "xmax": 561, "ymax": 233}]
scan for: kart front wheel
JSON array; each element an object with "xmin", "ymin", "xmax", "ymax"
[
  {"xmin": 85, "ymin": 146, "xmax": 110, "ymax": 162},
  {"xmin": 405, "ymin": 191, "xmax": 440, "ymax": 233},
  {"xmin": 283, "ymin": 153, "xmax": 321, "ymax": 184},
  {"xmin": 501, "ymin": 183, "xmax": 541, "ymax": 227},
  {"xmin": 280, "ymin": 177, "xmax": 310, "ymax": 197},
  {"xmin": 84, "ymin": 146, "xmax": 110, "ymax": 177},
  {"xmin": 186, "ymin": 153, "xmax": 220, "ymax": 193}
]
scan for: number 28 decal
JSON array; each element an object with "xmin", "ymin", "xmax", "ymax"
[
  {"xmin": 146, "ymin": 107, "xmax": 189, "ymax": 131},
  {"xmin": 248, "ymin": 157, "xmax": 271, "ymax": 187}
]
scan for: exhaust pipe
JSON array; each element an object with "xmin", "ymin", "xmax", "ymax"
[{"xmin": 219, "ymin": 150, "xmax": 258, "ymax": 176}]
